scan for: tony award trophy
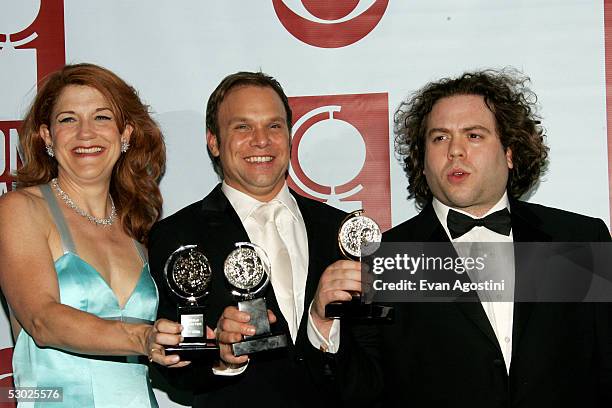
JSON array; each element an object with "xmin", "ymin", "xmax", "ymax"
[
  {"xmin": 224, "ymin": 242, "xmax": 288, "ymax": 357},
  {"xmin": 163, "ymin": 245, "xmax": 218, "ymax": 359},
  {"xmin": 325, "ymin": 210, "xmax": 394, "ymax": 321}
]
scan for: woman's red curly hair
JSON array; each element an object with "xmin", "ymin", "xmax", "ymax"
[{"xmin": 17, "ymin": 63, "xmax": 166, "ymax": 244}]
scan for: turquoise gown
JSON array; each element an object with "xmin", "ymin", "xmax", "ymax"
[{"xmin": 12, "ymin": 184, "xmax": 159, "ymax": 407}]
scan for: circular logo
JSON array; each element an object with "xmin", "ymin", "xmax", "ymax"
[
  {"xmin": 289, "ymin": 105, "xmax": 367, "ymax": 210},
  {"xmin": 272, "ymin": 0, "xmax": 389, "ymax": 48},
  {"xmin": 0, "ymin": 0, "xmax": 40, "ymax": 36},
  {"xmin": 294, "ymin": 106, "xmax": 366, "ymax": 196}
]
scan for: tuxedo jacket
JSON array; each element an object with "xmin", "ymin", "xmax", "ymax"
[
  {"xmin": 148, "ymin": 184, "xmax": 348, "ymax": 407},
  {"xmin": 349, "ymin": 198, "xmax": 612, "ymax": 408}
]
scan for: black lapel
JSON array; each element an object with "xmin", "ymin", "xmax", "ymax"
[
  {"xmin": 198, "ymin": 184, "xmax": 251, "ymax": 265},
  {"xmin": 509, "ymin": 198, "xmax": 552, "ymax": 243},
  {"xmin": 197, "ymin": 185, "xmax": 250, "ymax": 326},
  {"xmin": 198, "ymin": 184, "xmax": 287, "ymax": 335},
  {"xmin": 411, "ymin": 202, "xmax": 449, "ymax": 242},
  {"xmin": 415, "ymin": 204, "xmax": 501, "ymax": 352},
  {"xmin": 199, "ymin": 184, "xmax": 245, "ymax": 236},
  {"xmin": 509, "ymin": 199, "xmax": 551, "ymax": 359}
]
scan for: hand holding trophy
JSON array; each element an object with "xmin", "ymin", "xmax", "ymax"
[
  {"xmin": 325, "ymin": 210, "xmax": 394, "ymax": 321},
  {"xmin": 224, "ymin": 242, "xmax": 288, "ymax": 357},
  {"xmin": 163, "ymin": 245, "xmax": 219, "ymax": 359}
]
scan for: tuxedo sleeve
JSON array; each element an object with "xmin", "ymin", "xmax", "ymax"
[
  {"xmin": 297, "ymin": 318, "xmax": 382, "ymax": 407},
  {"xmin": 337, "ymin": 319, "xmax": 384, "ymax": 405},
  {"xmin": 294, "ymin": 198, "xmax": 384, "ymax": 406}
]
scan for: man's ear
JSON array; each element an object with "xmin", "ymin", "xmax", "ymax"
[
  {"xmin": 206, "ymin": 130, "xmax": 220, "ymax": 157},
  {"xmin": 506, "ymin": 147, "xmax": 513, "ymax": 169}
]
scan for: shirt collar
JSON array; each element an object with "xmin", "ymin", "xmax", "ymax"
[
  {"xmin": 432, "ymin": 191, "xmax": 510, "ymax": 238},
  {"xmin": 221, "ymin": 181, "xmax": 301, "ymax": 223}
]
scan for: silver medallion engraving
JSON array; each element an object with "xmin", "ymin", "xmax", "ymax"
[
  {"xmin": 338, "ymin": 210, "xmax": 382, "ymax": 259},
  {"xmin": 224, "ymin": 242, "xmax": 287, "ymax": 356},
  {"xmin": 163, "ymin": 245, "xmax": 216, "ymax": 342},
  {"xmin": 165, "ymin": 245, "xmax": 212, "ymax": 302},
  {"xmin": 224, "ymin": 245, "xmax": 266, "ymax": 291},
  {"xmin": 326, "ymin": 210, "xmax": 394, "ymax": 320}
]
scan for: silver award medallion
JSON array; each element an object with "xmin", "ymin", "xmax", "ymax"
[
  {"xmin": 224, "ymin": 242, "xmax": 287, "ymax": 356},
  {"xmin": 326, "ymin": 210, "xmax": 394, "ymax": 321},
  {"xmin": 168, "ymin": 246, "xmax": 212, "ymax": 301},
  {"xmin": 338, "ymin": 210, "xmax": 382, "ymax": 259},
  {"xmin": 163, "ymin": 245, "xmax": 218, "ymax": 358},
  {"xmin": 224, "ymin": 243, "xmax": 268, "ymax": 294}
]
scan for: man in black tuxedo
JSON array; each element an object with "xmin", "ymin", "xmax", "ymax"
[
  {"xmin": 369, "ymin": 70, "xmax": 612, "ymax": 407},
  {"xmin": 148, "ymin": 72, "xmax": 365, "ymax": 407}
]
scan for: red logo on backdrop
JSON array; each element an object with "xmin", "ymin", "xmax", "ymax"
[
  {"xmin": 0, "ymin": 122, "xmax": 22, "ymax": 195},
  {"xmin": 0, "ymin": 2, "xmax": 64, "ymax": 404},
  {"xmin": 273, "ymin": 0, "xmax": 389, "ymax": 48},
  {"xmin": 0, "ymin": 348, "xmax": 14, "ymax": 408},
  {"xmin": 0, "ymin": 0, "xmax": 65, "ymax": 195},
  {"xmin": 287, "ymin": 93, "xmax": 391, "ymax": 231}
]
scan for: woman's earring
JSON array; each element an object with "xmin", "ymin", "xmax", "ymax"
[{"xmin": 120, "ymin": 140, "xmax": 130, "ymax": 153}]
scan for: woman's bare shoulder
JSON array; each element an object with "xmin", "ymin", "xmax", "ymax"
[{"xmin": 0, "ymin": 186, "xmax": 51, "ymax": 229}]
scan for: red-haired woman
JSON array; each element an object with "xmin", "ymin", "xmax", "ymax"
[{"xmin": 0, "ymin": 63, "xmax": 186, "ymax": 407}]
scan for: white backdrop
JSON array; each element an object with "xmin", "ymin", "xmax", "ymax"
[{"xmin": 1, "ymin": 1, "xmax": 610, "ymax": 406}]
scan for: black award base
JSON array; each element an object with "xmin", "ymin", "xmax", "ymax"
[
  {"xmin": 325, "ymin": 296, "xmax": 394, "ymax": 321},
  {"xmin": 164, "ymin": 341, "xmax": 219, "ymax": 361},
  {"xmin": 232, "ymin": 297, "xmax": 288, "ymax": 357},
  {"xmin": 164, "ymin": 304, "xmax": 220, "ymax": 360}
]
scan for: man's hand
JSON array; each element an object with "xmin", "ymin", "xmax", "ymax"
[
  {"xmin": 216, "ymin": 305, "xmax": 277, "ymax": 367},
  {"xmin": 310, "ymin": 260, "xmax": 362, "ymax": 339}
]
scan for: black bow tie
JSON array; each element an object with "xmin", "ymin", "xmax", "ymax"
[{"xmin": 447, "ymin": 208, "xmax": 511, "ymax": 239}]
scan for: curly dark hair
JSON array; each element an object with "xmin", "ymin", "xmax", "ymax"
[
  {"xmin": 17, "ymin": 63, "xmax": 166, "ymax": 244},
  {"xmin": 205, "ymin": 71, "xmax": 292, "ymax": 179},
  {"xmin": 394, "ymin": 68, "xmax": 548, "ymax": 209}
]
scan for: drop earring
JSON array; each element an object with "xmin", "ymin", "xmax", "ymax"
[{"xmin": 120, "ymin": 140, "xmax": 130, "ymax": 153}]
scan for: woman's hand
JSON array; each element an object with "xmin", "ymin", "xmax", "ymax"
[
  {"xmin": 146, "ymin": 319, "xmax": 216, "ymax": 367},
  {"xmin": 145, "ymin": 319, "xmax": 189, "ymax": 367}
]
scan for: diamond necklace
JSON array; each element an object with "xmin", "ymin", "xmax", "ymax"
[{"xmin": 50, "ymin": 178, "xmax": 117, "ymax": 226}]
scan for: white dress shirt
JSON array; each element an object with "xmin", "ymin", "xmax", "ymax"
[{"xmin": 433, "ymin": 193, "xmax": 515, "ymax": 373}]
